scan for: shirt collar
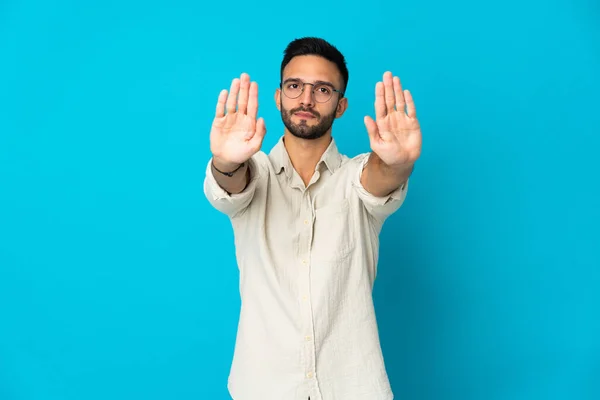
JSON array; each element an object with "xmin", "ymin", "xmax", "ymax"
[{"xmin": 269, "ymin": 135, "xmax": 343, "ymax": 178}]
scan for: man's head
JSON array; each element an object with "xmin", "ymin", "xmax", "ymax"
[{"xmin": 275, "ymin": 37, "xmax": 349, "ymax": 140}]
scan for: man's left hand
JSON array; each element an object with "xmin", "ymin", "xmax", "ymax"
[{"xmin": 364, "ymin": 71, "xmax": 422, "ymax": 169}]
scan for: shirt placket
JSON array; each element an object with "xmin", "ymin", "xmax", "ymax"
[{"xmin": 297, "ymin": 187, "xmax": 320, "ymax": 398}]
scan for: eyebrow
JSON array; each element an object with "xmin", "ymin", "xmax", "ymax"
[{"xmin": 283, "ymin": 77, "xmax": 336, "ymax": 87}]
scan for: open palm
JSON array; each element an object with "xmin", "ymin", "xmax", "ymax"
[
  {"xmin": 210, "ymin": 73, "xmax": 266, "ymax": 167},
  {"xmin": 364, "ymin": 71, "xmax": 422, "ymax": 167}
]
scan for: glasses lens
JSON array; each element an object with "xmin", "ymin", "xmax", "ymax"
[
  {"xmin": 313, "ymin": 84, "xmax": 333, "ymax": 103},
  {"xmin": 283, "ymin": 80, "xmax": 303, "ymax": 98}
]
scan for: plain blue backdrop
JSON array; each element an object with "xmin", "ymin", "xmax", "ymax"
[{"xmin": 1, "ymin": 0, "xmax": 599, "ymax": 399}]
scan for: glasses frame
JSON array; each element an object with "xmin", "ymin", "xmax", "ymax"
[{"xmin": 280, "ymin": 78, "xmax": 344, "ymax": 103}]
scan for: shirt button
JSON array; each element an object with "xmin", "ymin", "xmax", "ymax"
[
  {"xmin": 304, "ymin": 219, "xmax": 309, "ymax": 225},
  {"xmin": 302, "ymin": 259, "xmax": 307, "ymax": 265},
  {"xmin": 305, "ymin": 335, "xmax": 312, "ymax": 341},
  {"xmin": 302, "ymin": 295, "xmax": 308, "ymax": 301},
  {"xmin": 306, "ymin": 372, "xmax": 313, "ymax": 378}
]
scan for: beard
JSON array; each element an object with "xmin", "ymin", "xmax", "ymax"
[{"xmin": 281, "ymin": 104, "xmax": 337, "ymax": 140}]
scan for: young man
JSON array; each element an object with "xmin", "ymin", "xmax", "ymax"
[{"xmin": 204, "ymin": 37, "xmax": 422, "ymax": 400}]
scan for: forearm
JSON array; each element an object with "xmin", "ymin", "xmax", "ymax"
[
  {"xmin": 211, "ymin": 157, "xmax": 250, "ymax": 194},
  {"xmin": 361, "ymin": 152, "xmax": 413, "ymax": 197}
]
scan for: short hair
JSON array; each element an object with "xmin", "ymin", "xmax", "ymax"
[{"xmin": 280, "ymin": 37, "xmax": 349, "ymax": 95}]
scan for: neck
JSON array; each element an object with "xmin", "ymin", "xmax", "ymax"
[{"xmin": 283, "ymin": 130, "xmax": 332, "ymax": 185}]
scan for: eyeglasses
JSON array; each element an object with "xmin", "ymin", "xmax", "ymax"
[{"xmin": 280, "ymin": 79, "xmax": 344, "ymax": 103}]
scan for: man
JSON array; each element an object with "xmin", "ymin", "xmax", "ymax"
[{"xmin": 203, "ymin": 37, "xmax": 422, "ymax": 400}]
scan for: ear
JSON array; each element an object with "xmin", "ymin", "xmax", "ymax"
[
  {"xmin": 274, "ymin": 88, "xmax": 281, "ymax": 111},
  {"xmin": 335, "ymin": 97, "xmax": 348, "ymax": 119}
]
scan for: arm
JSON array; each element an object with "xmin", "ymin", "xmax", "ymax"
[
  {"xmin": 211, "ymin": 157, "xmax": 250, "ymax": 195},
  {"xmin": 362, "ymin": 71, "xmax": 422, "ymax": 198},
  {"xmin": 203, "ymin": 155, "xmax": 260, "ymax": 218},
  {"xmin": 203, "ymin": 72, "xmax": 266, "ymax": 216},
  {"xmin": 360, "ymin": 151, "xmax": 413, "ymax": 197}
]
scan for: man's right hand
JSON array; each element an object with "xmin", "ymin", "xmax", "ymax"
[{"xmin": 210, "ymin": 72, "xmax": 266, "ymax": 172}]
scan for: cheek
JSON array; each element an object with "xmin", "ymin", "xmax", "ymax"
[
  {"xmin": 280, "ymin": 101, "xmax": 294, "ymax": 114},
  {"xmin": 321, "ymin": 105, "xmax": 338, "ymax": 117}
]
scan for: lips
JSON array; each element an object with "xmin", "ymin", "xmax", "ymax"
[{"xmin": 294, "ymin": 112, "xmax": 316, "ymax": 119}]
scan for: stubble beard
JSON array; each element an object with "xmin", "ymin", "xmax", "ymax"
[{"xmin": 281, "ymin": 105, "xmax": 337, "ymax": 140}]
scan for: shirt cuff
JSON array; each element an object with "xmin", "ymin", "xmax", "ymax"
[
  {"xmin": 351, "ymin": 153, "xmax": 409, "ymax": 206},
  {"xmin": 203, "ymin": 156, "xmax": 260, "ymax": 216}
]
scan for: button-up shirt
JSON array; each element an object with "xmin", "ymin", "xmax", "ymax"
[{"xmin": 203, "ymin": 136, "xmax": 409, "ymax": 400}]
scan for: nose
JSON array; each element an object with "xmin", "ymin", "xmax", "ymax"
[{"xmin": 300, "ymin": 84, "xmax": 315, "ymax": 107}]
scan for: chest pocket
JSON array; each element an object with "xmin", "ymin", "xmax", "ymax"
[{"xmin": 310, "ymin": 198, "xmax": 355, "ymax": 263}]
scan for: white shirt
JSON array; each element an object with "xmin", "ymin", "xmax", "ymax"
[{"xmin": 203, "ymin": 136, "xmax": 409, "ymax": 400}]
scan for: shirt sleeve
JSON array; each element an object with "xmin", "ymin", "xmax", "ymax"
[
  {"xmin": 351, "ymin": 153, "xmax": 409, "ymax": 225},
  {"xmin": 203, "ymin": 155, "xmax": 261, "ymax": 218}
]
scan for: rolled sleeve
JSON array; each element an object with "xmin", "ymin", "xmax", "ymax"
[
  {"xmin": 203, "ymin": 156, "xmax": 261, "ymax": 218},
  {"xmin": 351, "ymin": 153, "xmax": 409, "ymax": 225}
]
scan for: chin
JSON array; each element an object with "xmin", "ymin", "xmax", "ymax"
[{"xmin": 291, "ymin": 129, "xmax": 328, "ymax": 141}]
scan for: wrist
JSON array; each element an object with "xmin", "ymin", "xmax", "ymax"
[
  {"xmin": 212, "ymin": 157, "xmax": 243, "ymax": 173},
  {"xmin": 371, "ymin": 153, "xmax": 414, "ymax": 177},
  {"xmin": 212, "ymin": 157, "xmax": 247, "ymax": 178}
]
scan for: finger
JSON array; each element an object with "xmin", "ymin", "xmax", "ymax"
[
  {"xmin": 383, "ymin": 71, "xmax": 395, "ymax": 114},
  {"xmin": 364, "ymin": 116, "xmax": 380, "ymax": 143},
  {"xmin": 226, "ymin": 78, "xmax": 240, "ymax": 114},
  {"xmin": 405, "ymin": 89, "xmax": 416, "ymax": 118},
  {"xmin": 215, "ymin": 89, "xmax": 228, "ymax": 118},
  {"xmin": 237, "ymin": 73, "xmax": 250, "ymax": 114},
  {"xmin": 394, "ymin": 76, "xmax": 406, "ymax": 113},
  {"xmin": 247, "ymin": 81, "xmax": 259, "ymax": 121},
  {"xmin": 374, "ymin": 82, "xmax": 386, "ymax": 120}
]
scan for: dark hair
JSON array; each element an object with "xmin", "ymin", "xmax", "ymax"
[{"xmin": 280, "ymin": 37, "xmax": 349, "ymax": 95}]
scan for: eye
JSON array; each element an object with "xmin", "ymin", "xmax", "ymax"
[{"xmin": 317, "ymin": 86, "xmax": 331, "ymax": 94}]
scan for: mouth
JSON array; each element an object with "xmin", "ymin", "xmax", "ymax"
[{"xmin": 294, "ymin": 111, "xmax": 317, "ymax": 119}]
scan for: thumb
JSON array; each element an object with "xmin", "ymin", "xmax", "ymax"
[
  {"xmin": 250, "ymin": 117, "xmax": 266, "ymax": 147},
  {"xmin": 364, "ymin": 116, "xmax": 379, "ymax": 143},
  {"xmin": 256, "ymin": 117, "xmax": 266, "ymax": 138}
]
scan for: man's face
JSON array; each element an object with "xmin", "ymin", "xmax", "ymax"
[{"xmin": 276, "ymin": 55, "xmax": 347, "ymax": 140}]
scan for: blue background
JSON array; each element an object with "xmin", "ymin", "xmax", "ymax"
[{"xmin": 1, "ymin": 0, "xmax": 599, "ymax": 399}]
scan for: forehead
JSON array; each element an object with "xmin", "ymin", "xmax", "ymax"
[{"xmin": 282, "ymin": 55, "xmax": 342, "ymax": 88}]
